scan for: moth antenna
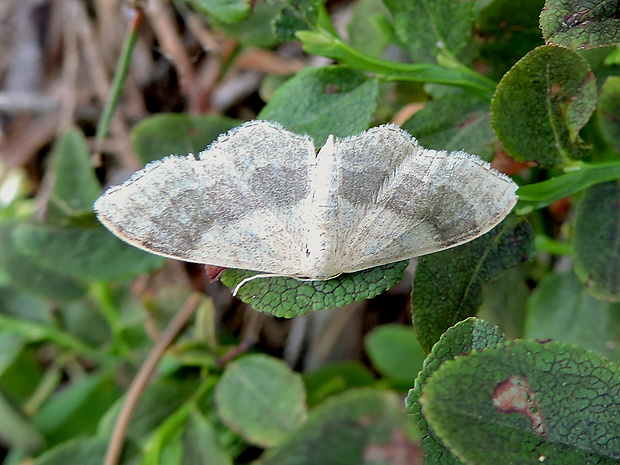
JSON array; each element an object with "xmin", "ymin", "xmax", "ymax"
[{"xmin": 231, "ymin": 272, "xmax": 342, "ymax": 296}]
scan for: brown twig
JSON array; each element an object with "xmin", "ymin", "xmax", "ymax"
[
  {"xmin": 58, "ymin": 0, "xmax": 79, "ymax": 132},
  {"xmin": 217, "ymin": 308, "xmax": 262, "ymax": 367},
  {"xmin": 69, "ymin": 0, "xmax": 136, "ymax": 169},
  {"xmin": 104, "ymin": 292, "xmax": 202, "ymax": 465},
  {"xmin": 145, "ymin": 0, "xmax": 201, "ymax": 114}
]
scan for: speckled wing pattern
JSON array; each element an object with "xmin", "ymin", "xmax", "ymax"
[
  {"xmin": 94, "ymin": 120, "xmax": 518, "ymax": 279},
  {"xmin": 325, "ymin": 124, "xmax": 518, "ymax": 274},
  {"xmin": 94, "ymin": 121, "xmax": 317, "ymax": 276}
]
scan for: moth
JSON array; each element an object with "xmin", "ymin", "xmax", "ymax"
[{"xmin": 94, "ymin": 121, "xmax": 518, "ymax": 280}]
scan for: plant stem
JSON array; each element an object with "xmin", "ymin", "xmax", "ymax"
[
  {"xmin": 95, "ymin": 7, "xmax": 144, "ymax": 142},
  {"xmin": 0, "ymin": 314, "xmax": 112, "ymax": 364},
  {"xmin": 297, "ymin": 30, "xmax": 497, "ymax": 101},
  {"xmin": 104, "ymin": 293, "xmax": 201, "ymax": 465},
  {"xmin": 89, "ymin": 282, "xmax": 130, "ymax": 355}
]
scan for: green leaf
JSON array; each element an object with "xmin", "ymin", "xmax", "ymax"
[
  {"xmin": 420, "ymin": 339, "xmax": 620, "ymax": 464},
  {"xmin": 220, "ymin": 261, "xmax": 409, "ymax": 317},
  {"xmin": 515, "ymin": 161, "xmax": 620, "ymax": 213},
  {"xmin": 0, "ymin": 333, "xmax": 25, "ymax": 377},
  {"xmin": 214, "ymin": 0, "xmax": 283, "ymax": 47},
  {"xmin": 0, "ymin": 313, "xmax": 104, "ymax": 363},
  {"xmin": 347, "ymin": 0, "xmax": 390, "ymax": 58},
  {"xmin": 540, "ymin": 0, "xmax": 620, "ymax": 50},
  {"xmin": 98, "ymin": 378, "xmax": 200, "ymax": 442},
  {"xmin": 61, "ymin": 299, "xmax": 112, "ymax": 346},
  {"xmin": 478, "ymin": 266, "xmax": 530, "ymax": 339},
  {"xmin": 273, "ymin": 7, "xmax": 309, "ymax": 42},
  {"xmin": 491, "ymin": 45, "xmax": 597, "ymax": 167},
  {"xmin": 33, "ymin": 373, "xmax": 120, "ymax": 447},
  {"xmin": 0, "ymin": 287, "xmax": 52, "ymax": 324},
  {"xmin": 295, "ymin": 32, "xmax": 497, "ymax": 101},
  {"xmin": 412, "ymin": 216, "xmax": 535, "ymax": 352},
  {"xmin": 12, "ymin": 222, "xmax": 166, "ymax": 282},
  {"xmin": 46, "ymin": 128, "xmax": 101, "ymax": 224},
  {"xmin": 257, "ymin": 388, "xmax": 416, "ymax": 465},
  {"xmin": 0, "ymin": 389, "xmax": 43, "ymax": 451},
  {"xmin": 183, "ymin": 408, "xmax": 233, "ymax": 465},
  {"xmin": 215, "ymin": 354, "xmax": 307, "ymax": 447},
  {"xmin": 141, "ymin": 400, "xmax": 191, "ymax": 465},
  {"xmin": 401, "ymin": 92, "xmax": 496, "ymax": 161},
  {"xmin": 184, "ymin": 0, "xmax": 251, "ymax": 23},
  {"xmin": 525, "ymin": 270, "xmax": 620, "ymax": 363},
  {"xmin": 0, "ymin": 340, "xmax": 44, "ymax": 403},
  {"xmin": 476, "ymin": 0, "xmax": 546, "ymax": 81},
  {"xmin": 273, "ymin": 0, "xmax": 322, "ymax": 42},
  {"xmin": 303, "ymin": 362, "xmax": 375, "ymax": 407},
  {"xmin": 257, "ymin": 66, "xmax": 379, "ymax": 145},
  {"xmin": 157, "ymin": 432, "xmax": 184, "ymax": 465},
  {"xmin": 0, "ymin": 221, "xmax": 86, "ymax": 300},
  {"xmin": 598, "ymin": 75, "xmax": 620, "ymax": 152},
  {"xmin": 573, "ymin": 181, "xmax": 620, "ymax": 302},
  {"xmin": 382, "ymin": 0, "xmax": 475, "ymax": 63},
  {"xmin": 131, "ymin": 114, "xmax": 241, "ymax": 165},
  {"xmin": 364, "ymin": 324, "xmax": 426, "ymax": 383},
  {"xmin": 33, "ymin": 437, "xmax": 108, "ymax": 465},
  {"xmin": 405, "ymin": 318, "xmax": 506, "ymax": 465}
]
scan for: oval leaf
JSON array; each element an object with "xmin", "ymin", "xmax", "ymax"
[
  {"xmin": 0, "ymin": 222, "xmax": 86, "ymax": 300},
  {"xmin": 364, "ymin": 324, "xmax": 426, "ymax": 383},
  {"xmin": 405, "ymin": 317, "xmax": 506, "ymax": 465},
  {"xmin": 47, "ymin": 128, "xmax": 101, "ymax": 223},
  {"xmin": 491, "ymin": 45, "xmax": 597, "ymax": 166},
  {"xmin": 221, "ymin": 261, "xmax": 409, "ymax": 317},
  {"xmin": 131, "ymin": 114, "xmax": 241, "ymax": 165},
  {"xmin": 412, "ymin": 216, "xmax": 534, "ymax": 352},
  {"xmin": 525, "ymin": 270, "xmax": 620, "ymax": 363},
  {"xmin": 402, "ymin": 92, "xmax": 496, "ymax": 161},
  {"xmin": 540, "ymin": 0, "xmax": 620, "ymax": 50},
  {"xmin": 573, "ymin": 181, "xmax": 620, "ymax": 302},
  {"xmin": 215, "ymin": 354, "xmax": 307, "ymax": 447},
  {"xmin": 257, "ymin": 67, "xmax": 379, "ymax": 145},
  {"xmin": 33, "ymin": 373, "xmax": 120, "ymax": 447},
  {"xmin": 382, "ymin": 0, "xmax": 474, "ymax": 62},
  {"xmin": 420, "ymin": 339, "xmax": 620, "ymax": 464},
  {"xmin": 273, "ymin": 0, "xmax": 321, "ymax": 42},
  {"xmin": 13, "ymin": 222, "xmax": 166, "ymax": 282},
  {"xmin": 258, "ymin": 388, "xmax": 420, "ymax": 465}
]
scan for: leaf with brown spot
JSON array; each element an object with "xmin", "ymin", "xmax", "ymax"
[
  {"xmin": 541, "ymin": 0, "xmax": 620, "ymax": 50},
  {"xmin": 491, "ymin": 45, "xmax": 597, "ymax": 167},
  {"xmin": 420, "ymin": 339, "xmax": 620, "ymax": 464},
  {"xmin": 405, "ymin": 317, "xmax": 506, "ymax": 465}
]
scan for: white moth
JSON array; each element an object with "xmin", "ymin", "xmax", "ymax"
[{"xmin": 94, "ymin": 120, "xmax": 518, "ymax": 280}]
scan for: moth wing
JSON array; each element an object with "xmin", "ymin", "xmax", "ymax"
[
  {"xmin": 330, "ymin": 124, "xmax": 518, "ymax": 273},
  {"xmin": 94, "ymin": 121, "xmax": 317, "ymax": 275}
]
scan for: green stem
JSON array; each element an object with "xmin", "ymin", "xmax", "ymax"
[
  {"xmin": 95, "ymin": 8, "xmax": 144, "ymax": 142},
  {"xmin": 535, "ymin": 235, "xmax": 573, "ymax": 256},
  {"xmin": 296, "ymin": 29, "xmax": 497, "ymax": 101},
  {"xmin": 23, "ymin": 360, "xmax": 64, "ymax": 416},
  {"xmin": 0, "ymin": 314, "xmax": 113, "ymax": 364},
  {"xmin": 90, "ymin": 282, "xmax": 130, "ymax": 355},
  {"xmin": 142, "ymin": 377, "xmax": 217, "ymax": 463},
  {"xmin": 516, "ymin": 161, "xmax": 620, "ymax": 214}
]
